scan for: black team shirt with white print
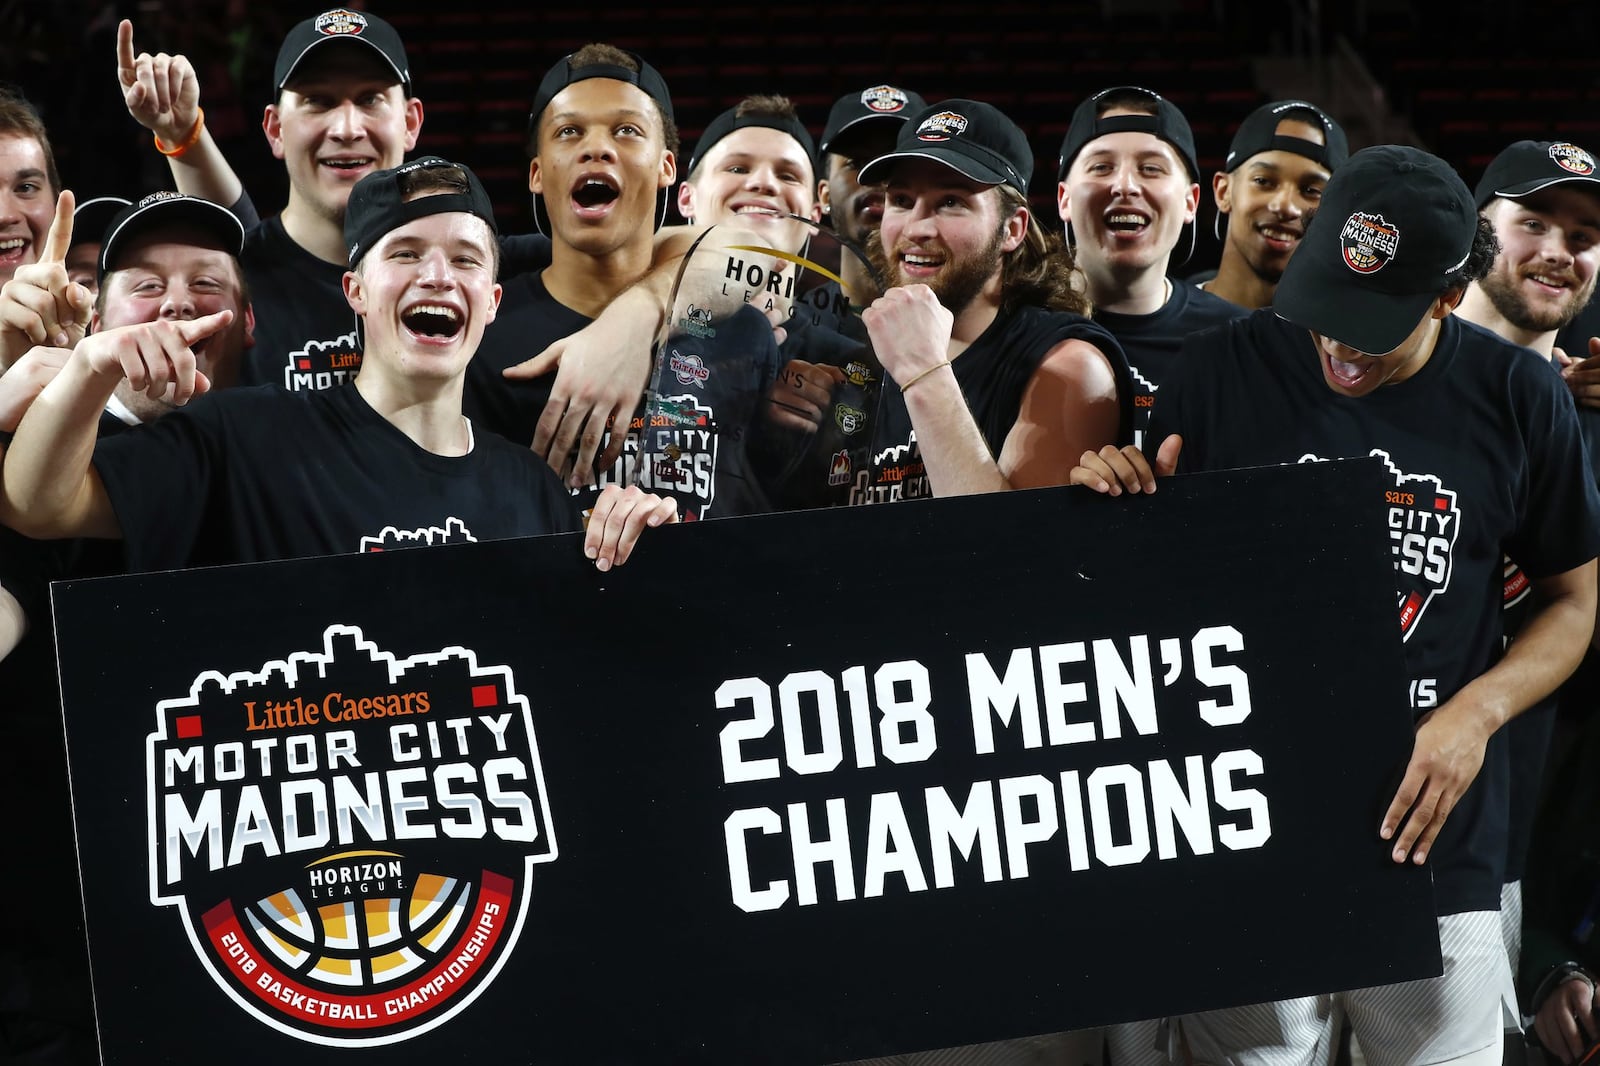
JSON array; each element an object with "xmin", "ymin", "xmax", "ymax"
[
  {"xmin": 853, "ymin": 306, "xmax": 1133, "ymax": 506},
  {"xmin": 465, "ymin": 270, "xmax": 784, "ymax": 520},
  {"xmin": 91, "ymin": 382, "xmax": 579, "ymax": 573},
  {"xmin": 1093, "ymin": 279, "xmax": 1245, "ymax": 450},
  {"xmin": 1149, "ymin": 308, "xmax": 1600, "ymax": 917}
]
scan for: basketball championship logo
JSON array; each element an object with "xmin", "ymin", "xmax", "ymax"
[
  {"xmin": 1548, "ymin": 142, "xmax": 1596, "ymax": 176},
  {"xmin": 916, "ymin": 112, "xmax": 969, "ymax": 142},
  {"xmin": 315, "ymin": 9, "xmax": 368, "ymax": 36},
  {"xmin": 146, "ymin": 625, "xmax": 557, "ymax": 1045},
  {"xmin": 1340, "ymin": 212, "xmax": 1399, "ymax": 274},
  {"xmin": 861, "ymin": 85, "xmax": 912, "ymax": 115}
]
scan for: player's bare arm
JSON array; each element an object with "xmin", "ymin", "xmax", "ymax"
[
  {"xmin": 1380, "ymin": 558, "xmax": 1597, "ymax": 865},
  {"xmin": 117, "ymin": 19, "xmax": 244, "ymax": 208},
  {"xmin": 997, "ymin": 337, "xmax": 1123, "ymax": 490}
]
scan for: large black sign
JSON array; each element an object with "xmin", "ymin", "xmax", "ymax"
[{"xmin": 52, "ymin": 458, "xmax": 1439, "ymax": 1064}]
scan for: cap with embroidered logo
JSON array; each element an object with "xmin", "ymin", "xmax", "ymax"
[
  {"xmin": 98, "ymin": 192, "xmax": 244, "ymax": 284},
  {"xmin": 274, "ymin": 9, "xmax": 410, "ymax": 94},
  {"xmin": 857, "ymin": 99, "xmax": 1031, "ymax": 195},
  {"xmin": 819, "ymin": 85, "xmax": 928, "ymax": 159},
  {"xmin": 1473, "ymin": 140, "xmax": 1600, "ymax": 208},
  {"xmin": 1275, "ymin": 145, "xmax": 1477, "ymax": 355}
]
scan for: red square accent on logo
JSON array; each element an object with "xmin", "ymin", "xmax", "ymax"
[
  {"xmin": 471, "ymin": 684, "xmax": 497, "ymax": 708},
  {"xmin": 1434, "ymin": 497, "xmax": 1448, "ymax": 510},
  {"xmin": 176, "ymin": 715, "xmax": 203, "ymax": 738},
  {"xmin": 297, "ymin": 358, "xmax": 311, "ymax": 370}
]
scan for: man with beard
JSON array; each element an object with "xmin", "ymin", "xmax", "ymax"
[
  {"xmin": 1073, "ymin": 144, "xmax": 1600, "ymax": 1066},
  {"xmin": 847, "ymin": 97, "xmax": 1132, "ymax": 505},
  {"xmin": 1454, "ymin": 138, "xmax": 1600, "ymax": 1055},
  {"xmin": 1192, "ymin": 99, "xmax": 1347, "ymax": 310},
  {"xmin": 805, "ymin": 83, "xmax": 927, "ymax": 329},
  {"xmin": 1055, "ymin": 86, "xmax": 1244, "ymax": 450}
]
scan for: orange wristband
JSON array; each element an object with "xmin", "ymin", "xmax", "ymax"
[{"xmin": 154, "ymin": 107, "xmax": 205, "ymax": 158}]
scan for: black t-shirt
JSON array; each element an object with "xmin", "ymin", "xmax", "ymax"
[
  {"xmin": 852, "ymin": 306, "xmax": 1133, "ymax": 506},
  {"xmin": 92, "ymin": 382, "xmax": 579, "ymax": 572},
  {"xmin": 1093, "ymin": 280, "xmax": 1246, "ymax": 450},
  {"xmin": 234, "ymin": 206, "xmax": 553, "ymax": 393},
  {"xmin": 465, "ymin": 270, "xmax": 784, "ymax": 520},
  {"xmin": 235, "ymin": 214, "xmax": 364, "ymax": 392},
  {"xmin": 1501, "ymin": 369, "xmax": 1600, "ymax": 884},
  {"xmin": 1151, "ymin": 309, "xmax": 1600, "ymax": 915}
]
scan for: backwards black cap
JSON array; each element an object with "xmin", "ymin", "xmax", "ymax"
[
  {"xmin": 685, "ymin": 105, "xmax": 816, "ymax": 180},
  {"xmin": 274, "ymin": 9, "xmax": 410, "ymax": 95},
  {"xmin": 525, "ymin": 49, "xmax": 675, "ymax": 234},
  {"xmin": 1057, "ymin": 85, "xmax": 1200, "ymax": 184},
  {"xmin": 1223, "ymin": 99, "xmax": 1349, "ymax": 173},
  {"xmin": 344, "ymin": 156, "xmax": 497, "ymax": 268}
]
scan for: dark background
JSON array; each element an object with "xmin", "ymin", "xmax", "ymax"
[{"xmin": 5, "ymin": 0, "xmax": 1599, "ymax": 280}]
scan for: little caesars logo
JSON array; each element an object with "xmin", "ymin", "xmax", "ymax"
[
  {"xmin": 284, "ymin": 330, "xmax": 361, "ymax": 392},
  {"xmin": 1341, "ymin": 212, "xmax": 1399, "ymax": 274},
  {"xmin": 147, "ymin": 625, "xmax": 556, "ymax": 1045},
  {"xmin": 1549, "ymin": 142, "xmax": 1596, "ymax": 176}
]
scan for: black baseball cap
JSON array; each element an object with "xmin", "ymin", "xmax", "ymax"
[
  {"xmin": 525, "ymin": 49, "xmax": 675, "ymax": 235},
  {"xmin": 858, "ymin": 99, "xmax": 1032, "ymax": 195},
  {"xmin": 1275, "ymin": 145, "xmax": 1477, "ymax": 355},
  {"xmin": 819, "ymin": 85, "xmax": 928, "ymax": 158},
  {"xmin": 72, "ymin": 196, "xmax": 133, "ymax": 249},
  {"xmin": 1473, "ymin": 140, "xmax": 1600, "ymax": 208},
  {"xmin": 274, "ymin": 9, "xmax": 410, "ymax": 94},
  {"xmin": 97, "ymin": 192, "xmax": 245, "ymax": 284},
  {"xmin": 686, "ymin": 105, "xmax": 816, "ymax": 179},
  {"xmin": 1057, "ymin": 86, "xmax": 1200, "ymax": 184},
  {"xmin": 344, "ymin": 156, "xmax": 497, "ymax": 268},
  {"xmin": 1222, "ymin": 100, "xmax": 1349, "ymax": 173}
]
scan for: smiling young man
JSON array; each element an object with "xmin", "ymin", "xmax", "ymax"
[
  {"xmin": 848, "ymin": 97, "xmax": 1131, "ymax": 504},
  {"xmin": 1056, "ymin": 86, "xmax": 1244, "ymax": 449},
  {"xmin": 1194, "ymin": 99, "xmax": 1348, "ymax": 310},
  {"xmin": 118, "ymin": 10, "xmax": 420, "ymax": 392},
  {"xmin": 0, "ymin": 87, "xmax": 58, "ymax": 289},
  {"xmin": 1074, "ymin": 145, "xmax": 1600, "ymax": 1066},
  {"xmin": 0, "ymin": 157, "xmax": 674, "ymax": 573},
  {"xmin": 1453, "ymin": 138, "xmax": 1600, "ymax": 1052}
]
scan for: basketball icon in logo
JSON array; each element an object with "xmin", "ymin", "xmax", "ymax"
[
  {"xmin": 147, "ymin": 625, "xmax": 557, "ymax": 1046},
  {"xmin": 1340, "ymin": 212, "xmax": 1399, "ymax": 274}
]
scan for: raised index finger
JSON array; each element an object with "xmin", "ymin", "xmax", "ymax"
[
  {"xmin": 117, "ymin": 19, "xmax": 139, "ymax": 85},
  {"xmin": 39, "ymin": 190, "xmax": 75, "ymax": 266}
]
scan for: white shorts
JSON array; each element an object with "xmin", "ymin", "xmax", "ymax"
[{"xmin": 1176, "ymin": 911, "xmax": 1507, "ymax": 1066}]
